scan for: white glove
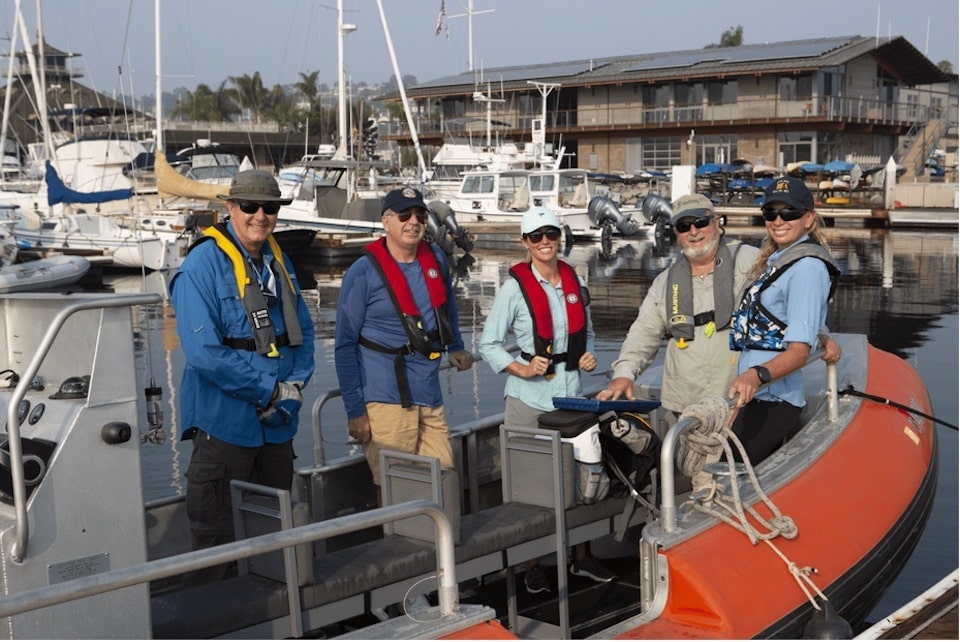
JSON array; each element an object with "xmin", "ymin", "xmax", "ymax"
[{"xmin": 274, "ymin": 381, "xmax": 303, "ymax": 404}]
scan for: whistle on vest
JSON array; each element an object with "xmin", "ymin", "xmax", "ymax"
[
  {"xmin": 675, "ymin": 337, "xmax": 689, "ymax": 349},
  {"xmin": 429, "ymin": 351, "xmax": 441, "ymax": 360},
  {"xmin": 267, "ymin": 343, "xmax": 280, "ymax": 357}
]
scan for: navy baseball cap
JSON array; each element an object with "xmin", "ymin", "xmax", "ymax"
[
  {"xmin": 763, "ymin": 176, "xmax": 815, "ymax": 211},
  {"xmin": 381, "ymin": 187, "xmax": 427, "ymax": 215}
]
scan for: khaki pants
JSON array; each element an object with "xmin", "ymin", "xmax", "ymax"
[{"xmin": 364, "ymin": 402, "xmax": 454, "ymax": 485}]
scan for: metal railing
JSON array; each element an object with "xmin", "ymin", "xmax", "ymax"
[
  {"xmin": 0, "ymin": 499, "xmax": 459, "ymax": 622},
  {"xmin": 4, "ymin": 294, "xmax": 162, "ymax": 563},
  {"xmin": 310, "ymin": 348, "xmax": 498, "ymax": 466},
  {"xmin": 659, "ymin": 351, "xmax": 837, "ymax": 532}
]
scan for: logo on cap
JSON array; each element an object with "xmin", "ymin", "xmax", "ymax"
[{"xmin": 402, "ymin": 187, "xmax": 417, "ymax": 199}]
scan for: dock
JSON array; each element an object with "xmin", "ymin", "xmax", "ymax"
[
  {"xmin": 718, "ymin": 206, "xmax": 958, "ymax": 229},
  {"xmin": 856, "ymin": 569, "xmax": 958, "ymax": 639}
]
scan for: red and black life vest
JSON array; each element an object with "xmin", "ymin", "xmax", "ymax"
[
  {"xmin": 510, "ymin": 260, "xmax": 588, "ymax": 377},
  {"xmin": 360, "ymin": 238, "xmax": 455, "ymax": 406}
]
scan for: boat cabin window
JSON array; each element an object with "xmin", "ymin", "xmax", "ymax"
[
  {"xmin": 462, "ymin": 175, "xmax": 495, "ymax": 194},
  {"xmin": 530, "ymin": 175, "xmax": 555, "ymax": 192}
]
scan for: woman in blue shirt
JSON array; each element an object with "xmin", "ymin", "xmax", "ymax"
[
  {"xmin": 728, "ymin": 177, "xmax": 840, "ymax": 464},
  {"xmin": 479, "ymin": 207, "xmax": 611, "ymax": 592}
]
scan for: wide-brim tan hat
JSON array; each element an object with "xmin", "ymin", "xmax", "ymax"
[{"xmin": 217, "ymin": 169, "xmax": 293, "ymax": 203}]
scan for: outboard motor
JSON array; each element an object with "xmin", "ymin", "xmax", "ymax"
[
  {"xmin": 640, "ymin": 193, "xmax": 673, "ymax": 225},
  {"xmin": 428, "ymin": 200, "xmax": 474, "ymax": 253},
  {"xmin": 641, "ymin": 193, "xmax": 674, "ymax": 240},
  {"xmin": 422, "ymin": 208, "xmax": 456, "ymax": 256},
  {"xmin": 588, "ymin": 196, "xmax": 642, "ymax": 237}
]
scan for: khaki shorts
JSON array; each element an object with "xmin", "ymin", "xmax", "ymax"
[{"xmin": 364, "ymin": 402, "xmax": 454, "ymax": 485}]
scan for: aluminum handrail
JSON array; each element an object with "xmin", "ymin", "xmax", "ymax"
[
  {"xmin": 311, "ymin": 347, "xmax": 512, "ymax": 466},
  {"xmin": 659, "ymin": 350, "xmax": 835, "ymax": 532},
  {"xmin": 5, "ymin": 294, "xmax": 162, "ymax": 563},
  {"xmin": 0, "ymin": 498, "xmax": 457, "ymax": 621}
]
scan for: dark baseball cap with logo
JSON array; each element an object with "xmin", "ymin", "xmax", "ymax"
[
  {"xmin": 381, "ymin": 187, "xmax": 427, "ymax": 215},
  {"xmin": 763, "ymin": 176, "xmax": 815, "ymax": 211}
]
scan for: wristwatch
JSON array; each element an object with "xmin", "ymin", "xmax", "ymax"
[{"xmin": 751, "ymin": 365, "xmax": 772, "ymax": 384}]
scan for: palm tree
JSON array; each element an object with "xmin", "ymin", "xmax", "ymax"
[
  {"xmin": 229, "ymin": 72, "xmax": 268, "ymax": 123},
  {"xmin": 170, "ymin": 82, "xmax": 236, "ymax": 122},
  {"xmin": 294, "ymin": 71, "xmax": 320, "ymax": 111}
]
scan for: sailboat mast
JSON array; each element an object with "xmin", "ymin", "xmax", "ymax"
[
  {"xmin": 154, "ymin": 0, "xmax": 163, "ymax": 154},
  {"xmin": 375, "ymin": 0, "xmax": 427, "ymax": 182},
  {"xmin": 0, "ymin": 0, "xmax": 22, "ymax": 161}
]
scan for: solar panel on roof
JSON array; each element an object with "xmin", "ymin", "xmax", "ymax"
[
  {"xmin": 620, "ymin": 36, "xmax": 854, "ymax": 73},
  {"xmin": 624, "ymin": 52, "xmax": 722, "ymax": 72},
  {"xmin": 721, "ymin": 37, "xmax": 853, "ymax": 63}
]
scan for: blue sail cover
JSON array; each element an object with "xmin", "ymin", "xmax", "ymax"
[{"xmin": 46, "ymin": 161, "xmax": 133, "ymax": 206}]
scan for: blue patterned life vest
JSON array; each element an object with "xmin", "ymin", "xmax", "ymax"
[{"xmin": 730, "ymin": 239, "xmax": 840, "ymax": 352}]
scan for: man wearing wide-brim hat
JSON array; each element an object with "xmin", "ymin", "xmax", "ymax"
[{"xmin": 170, "ymin": 169, "xmax": 314, "ymax": 585}]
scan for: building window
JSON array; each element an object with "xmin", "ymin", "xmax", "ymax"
[
  {"xmin": 628, "ymin": 136, "xmax": 682, "ymax": 172},
  {"xmin": 778, "ymin": 131, "xmax": 815, "ymax": 165},
  {"xmin": 707, "ymin": 80, "xmax": 737, "ymax": 105},
  {"xmin": 779, "ymin": 75, "xmax": 813, "ymax": 101}
]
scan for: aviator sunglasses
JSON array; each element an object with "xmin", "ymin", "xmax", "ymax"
[
  {"xmin": 236, "ymin": 200, "xmax": 282, "ymax": 215},
  {"xmin": 524, "ymin": 228, "xmax": 562, "ymax": 243},
  {"xmin": 392, "ymin": 209, "xmax": 429, "ymax": 223},
  {"xmin": 673, "ymin": 215, "xmax": 713, "ymax": 233},
  {"xmin": 761, "ymin": 206, "xmax": 806, "ymax": 222}
]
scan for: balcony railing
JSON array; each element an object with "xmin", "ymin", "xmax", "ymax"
[{"xmin": 382, "ymin": 94, "xmax": 931, "ymax": 139}]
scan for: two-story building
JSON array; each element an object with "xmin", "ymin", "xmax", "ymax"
[{"xmin": 383, "ymin": 35, "xmax": 957, "ymax": 181}]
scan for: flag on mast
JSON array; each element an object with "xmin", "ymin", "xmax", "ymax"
[{"xmin": 435, "ymin": 0, "xmax": 446, "ymax": 36}]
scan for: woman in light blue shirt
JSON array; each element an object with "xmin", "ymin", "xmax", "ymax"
[
  {"xmin": 479, "ymin": 207, "xmax": 598, "ymax": 426},
  {"xmin": 479, "ymin": 207, "xmax": 613, "ymax": 592},
  {"xmin": 728, "ymin": 177, "xmax": 840, "ymax": 464}
]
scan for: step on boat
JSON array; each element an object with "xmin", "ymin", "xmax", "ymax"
[{"xmin": 0, "ymin": 293, "xmax": 937, "ymax": 639}]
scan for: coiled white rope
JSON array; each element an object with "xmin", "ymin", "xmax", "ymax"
[{"xmin": 676, "ymin": 396, "xmax": 827, "ymax": 610}]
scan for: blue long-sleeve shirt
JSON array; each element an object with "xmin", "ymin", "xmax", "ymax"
[
  {"xmin": 170, "ymin": 224, "xmax": 315, "ymax": 446},
  {"xmin": 479, "ymin": 264, "xmax": 596, "ymax": 412},
  {"xmin": 334, "ymin": 244, "xmax": 464, "ymax": 419}
]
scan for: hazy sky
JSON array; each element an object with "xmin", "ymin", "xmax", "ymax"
[{"xmin": 1, "ymin": 0, "xmax": 957, "ymax": 97}]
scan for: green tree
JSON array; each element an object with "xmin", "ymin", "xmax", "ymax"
[
  {"xmin": 294, "ymin": 70, "xmax": 320, "ymax": 110},
  {"xmin": 705, "ymin": 25, "xmax": 743, "ymax": 49},
  {"xmin": 937, "ymin": 60, "xmax": 954, "ymax": 74},
  {"xmin": 169, "ymin": 82, "xmax": 236, "ymax": 122},
  {"xmin": 228, "ymin": 72, "xmax": 268, "ymax": 123}
]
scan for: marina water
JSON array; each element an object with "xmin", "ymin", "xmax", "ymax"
[{"xmin": 114, "ymin": 225, "xmax": 957, "ymax": 625}]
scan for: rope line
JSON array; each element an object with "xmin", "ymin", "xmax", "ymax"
[{"xmin": 678, "ymin": 397, "xmax": 826, "ymax": 609}]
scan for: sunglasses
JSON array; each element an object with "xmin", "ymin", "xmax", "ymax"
[
  {"xmin": 392, "ymin": 209, "xmax": 429, "ymax": 223},
  {"xmin": 236, "ymin": 200, "xmax": 281, "ymax": 215},
  {"xmin": 525, "ymin": 228, "xmax": 562, "ymax": 243},
  {"xmin": 674, "ymin": 215, "xmax": 713, "ymax": 233},
  {"xmin": 761, "ymin": 207, "xmax": 806, "ymax": 222}
]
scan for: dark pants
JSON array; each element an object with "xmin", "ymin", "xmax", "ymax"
[
  {"xmin": 729, "ymin": 399, "xmax": 802, "ymax": 465},
  {"xmin": 183, "ymin": 429, "xmax": 295, "ymax": 585}
]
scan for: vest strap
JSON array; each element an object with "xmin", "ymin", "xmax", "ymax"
[{"xmin": 223, "ymin": 333, "xmax": 291, "ymax": 352}]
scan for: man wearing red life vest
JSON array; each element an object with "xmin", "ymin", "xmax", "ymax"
[{"xmin": 334, "ymin": 188, "xmax": 473, "ymax": 489}]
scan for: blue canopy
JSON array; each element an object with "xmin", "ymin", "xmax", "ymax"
[{"xmin": 46, "ymin": 161, "xmax": 133, "ymax": 206}]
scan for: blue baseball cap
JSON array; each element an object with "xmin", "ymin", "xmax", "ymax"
[
  {"xmin": 382, "ymin": 187, "xmax": 427, "ymax": 215},
  {"xmin": 763, "ymin": 176, "xmax": 815, "ymax": 211}
]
